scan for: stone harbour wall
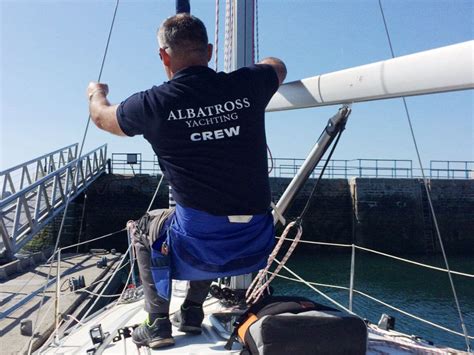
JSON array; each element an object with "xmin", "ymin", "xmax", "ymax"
[{"xmin": 75, "ymin": 174, "xmax": 473, "ymax": 255}]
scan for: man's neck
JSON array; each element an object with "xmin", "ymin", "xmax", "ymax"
[{"xmin": 169, "ymin": 60, "xmax": 209, "ymax": 78}]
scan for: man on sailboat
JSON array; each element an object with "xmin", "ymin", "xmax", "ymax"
[{"xmin": 87, "ymin": 13, "xmax": 286, "ymax": 349}]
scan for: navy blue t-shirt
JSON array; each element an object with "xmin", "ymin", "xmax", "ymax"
[{"xmin": 117, "ymin": 64, "xmax": 279, "ymax": 215}]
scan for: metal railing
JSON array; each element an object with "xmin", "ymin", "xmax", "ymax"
[
  {"xmin": 430, "ymin": 160, "xmax": 473, "ymax": 179},
  {"xmin": 0, "ymin": 144, "xmax": 78, "ymax": 200},
  {"xmin": 0, "ymin": 144, "xmax": 108, "ymax": 260},
  {"xmin": 110, "ymin": 153, "xmax": 161, "ymax": 175},
  {"xmin": 110, "ymin": 155, "xmax": 473, "ymax": 180},
  {"xmin": 269, "ymin": 158, "xmax": 415, "ymax": 179},
  {"xmin": 270, "ymin": 158, "xmax": 473, "ymax": 179}
]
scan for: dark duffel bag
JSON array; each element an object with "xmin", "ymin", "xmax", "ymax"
[{"xmin": 226, "ymin": 296, "xmax": 367, "ymax": 355}]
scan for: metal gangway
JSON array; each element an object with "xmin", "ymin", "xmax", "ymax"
[{"xmin": 0, "ymin": 144, "xmax": 108, "ymax": 261}]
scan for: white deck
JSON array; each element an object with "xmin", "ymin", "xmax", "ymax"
[
  {"xmin": 39, "ymin": 284, "xmax": 466, "ymax": 355},
  {"xmin": 40, "ymin": 288, "xmax": 242, "ymax": 355}
]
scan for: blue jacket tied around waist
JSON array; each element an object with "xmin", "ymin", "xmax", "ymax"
[{"xmin": 152, "ymin": 204, "xmax": 275, "ymax": 283}]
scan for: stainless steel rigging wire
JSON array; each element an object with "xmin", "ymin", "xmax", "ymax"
[
  {"xmin": 26, "ymin": 1, "xmax": 121, "ymax": 353},
  {"xmin": 378, "ymin": 0, "xmax": 471, "ymax": 351}
]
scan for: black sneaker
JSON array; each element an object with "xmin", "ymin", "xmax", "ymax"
[
  {"xmin": 171, "ymin": 305, "xmax": 204, "ymax": 334},
  {"xmin": 132, "ymin": 317, "xmax": 175, "ymax": 348}
]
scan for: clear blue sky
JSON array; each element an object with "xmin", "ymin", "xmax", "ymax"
[{"xmin": 1, "ymin": 0, "xmax": 473, "ymax": 170}]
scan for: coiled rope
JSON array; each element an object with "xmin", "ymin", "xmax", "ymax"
[
  {"xmin": 247, "ymin": 114, "xmax": 347, "ymax": 304},
  {"xmin": 223, "ymin": 0, "xmax": 234, "ymax": 73}
]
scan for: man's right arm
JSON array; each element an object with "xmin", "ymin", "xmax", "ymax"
[{"xmin": 257, "ymin": 57, "xmax": 287, "ymax": 86}]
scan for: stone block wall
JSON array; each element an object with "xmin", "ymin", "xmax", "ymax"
[
  {"xmin": 349, "ymin": 178, "xmax": 426, "ymax": 254},
  {"xmin": 275, "ymin": 178, "xmax": 353, "ymax": 248},
  {"xmin": 81, "ymin": 174, "xmax": 169, "ymax": 252},
  {"xmin": 76, "ymin": 174, "xmax": 473, "ymax": 255},
  {"xmin": 429, "ymin": 179, "xmax": 474, "ymax": 254}
]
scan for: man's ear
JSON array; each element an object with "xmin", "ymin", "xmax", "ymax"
[
  {"xmin": 207, "ymin": 44, "xmax": 213, "ymax": 62},
  {"xmin": 160, "ymin": 48, "xmax": 171, "ymax": 66}
]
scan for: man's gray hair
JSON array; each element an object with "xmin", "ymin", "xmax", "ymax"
[{"xmin": 158, "ymin": 13, "xmax": 208, "ymax": 57}]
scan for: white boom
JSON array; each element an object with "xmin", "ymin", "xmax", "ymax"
[{"xmin": 266, "ymin": 40, "xmax": 474, "ymax": 112}]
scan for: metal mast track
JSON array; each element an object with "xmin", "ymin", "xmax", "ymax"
[{"xmin": 0, "ymin": 144, "xmax": 108, "ymax": 261}]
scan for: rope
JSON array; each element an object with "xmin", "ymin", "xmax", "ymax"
[
  {"xmin": 63, "ymin": 247, "xmax": 137, "ymax": 343},
  {"xmin": 277, "ymin": 237, "xmax": 352, "ymax": 249},
  {"xmin": 277, "ymin": 260, "xmax": 353, "ymax": 313},
  {"xmin": 355, "ymin": 245, "xmax": 474, "ymax": 278},
  {"xmin": 76, "ymin": 193, "xmax": 88, "ymax": 253},
  {"xmin": 77, "ymin": 289, "xmax": 125, "ymax": 298},
  {"xmin": 274, "ymin": 237, "xmax": 474, "ymax": 278},
  {"xmin": 75, "ymin": 244, "xmax": 132, "ymax": 325},
  {"xmin": 224, "ymin": 0, "xmax": 233, "ymax": 72},
  {"xmin": 53, "ymin": 249, "xmax": 130, "ymax": 348},
  {"xmin": 271, "ymin": 271, "xmax": 474, "ymax": 340},
  {"xmin": 26, "ymin": 2, "xmax": 121, "ymax": 353},
  {"xmin": 60, "ymin": 261, "xmax": 130, "ymax": 296},
  {"xmin": 246, "ymin": 221, "xmax": 303, "ymax": 303},
  {"xmin": 146, "ymin": 174, "xmax": 164, "ymax": 213},
  {"xmin": 298, "ymin": 128, "xmax": 345, "ymax": 221},
  {"xmin": 64, "ymin": 314, "xmax": 86, "ymax": 326},
  {"xmin": 267, "ymin": 145, "xmax": 274, "ymax": 174},
  {"xmin": 270, "ymin": 272, "xmax": 351, "ymax": 291},
  {"xmin": 255, "ymin": 0, "xmax": 259, "ymax": 62},
  {"xmin": 4, "ymin": 232, "xmax": 124, "ymax": 309},
  {"xmin": 378, "ymin": 1, "xmax": 470, "ymax": 350},
  {"xmin": 60, "ymin": 227, "xmax": 126, "ymax": 251},
  {"xmin": 19, "ymin": 297, "xmax": 55, "ymax": 354},
  {"xmin": 214, "ymin": 0, "xmax": 219, "ymax": 71},
  {"xmin": 356, "ymin": 289, "xmax": 474, "ymax": 340},
  {"xmin": 36, "ymin": 257, "xmax": 135, "ymax": 353},
  {"xmin": 246, "ymin": 112, "xmax": 348, "ymax": 304}
]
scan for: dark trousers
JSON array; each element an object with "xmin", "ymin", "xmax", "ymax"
[{"xmin": 131, "ymin": 210, "xmax": 212, "ymax": 314}]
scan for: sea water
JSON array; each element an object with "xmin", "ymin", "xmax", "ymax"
[{"xmin": 272, "ymin": 250, "xmax": 474, "ymax": 351}]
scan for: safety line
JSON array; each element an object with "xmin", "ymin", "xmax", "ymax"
[
  {"xmin": 26, "ymin": 2, "xmax": 121, "ymax": 353},
  {"xmin": 275, "ymin": 259, "xmax": 353, "ymax": 314},
  {"xmin": 271, "ymin": 271, "xmax": 474, "ymax": 340},
  {"xmin": 60, "ymin": 227, "xmax": 126, "ymax": 251},
  {"xmin": 355, "ymin": 245, "xmax": 474, "ymax": 278},
  {"xmin": 36, "ymin": 256, "xmax": 134, "ymax": 354},
  {"xmin": 378, "ymin": 1, "xmax": 470, "ymax": 350},
  {"xmin": 276, "ymin": 237, "xmax": 474, "ymax": 278},
  {"xmin": 60, "ymin": 261, "xmax": 130, "ymax": 296},
  {"xmin": 75, "ymin": 193, "xmax": 88, "ymax": 253},
  {"xmin": 75, "ymin": 244, "xmax": 131, "ymax": 326},
  {"xmin": 146, "ymin": 174, "xmax": 164, "ymax": 213},
  {"xmin": 355, "ymin": 288, "xmax": 474, "ymax": 340}
]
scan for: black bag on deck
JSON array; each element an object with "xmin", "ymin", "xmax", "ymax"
[{"xmin": 227, "ymin": 296, "xmax": 367, "ymax": 355}]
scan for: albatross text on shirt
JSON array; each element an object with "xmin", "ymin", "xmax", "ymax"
[{"xmin": 167, "ymin": 97, "xmax": 250, "ymax": 142}]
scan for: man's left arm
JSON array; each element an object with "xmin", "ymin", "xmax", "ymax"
[{"xmin": 87, "ymin": 82, "xmax": 126, "ymax": 136}]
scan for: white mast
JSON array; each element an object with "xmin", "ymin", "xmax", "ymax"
[
  {"xmin": 230, "ymin": 0, "xmax": 254, "ymax": 69},
  {"xmin": 229, "ymin": 0, "xmax": 255, "ymax": 290}
]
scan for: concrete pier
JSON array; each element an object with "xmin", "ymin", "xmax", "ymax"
[{"xmin": 0, "ymin": 252, "xmax": 121, "ymax": 354}]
